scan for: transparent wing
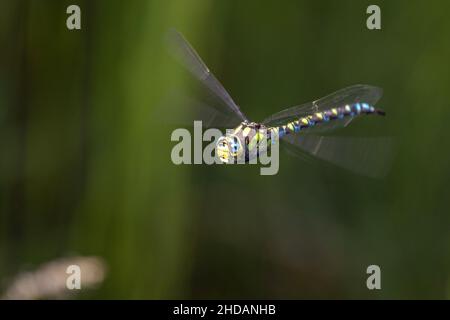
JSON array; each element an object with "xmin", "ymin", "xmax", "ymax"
[
  {"xmin": 159, "ymin": 88, "xmax": 243, "ymax": 129},
  {"xmin": 160, "ymin": 91, "xmax": 240, "ymax": 129},
  {"xmin": 282, "ymin": 134, "xmax": 394, "ymax": 178},
  {"xmin": 262, "ymin": 84, "xmax": 383, "ymax": 128},
  {"xmin": 186, "ymin": 101, "xmax": 242, "ymax": 128},
  {"xmin": 167, "ymin": 29, "xmax": 248, "ymax": 122}
]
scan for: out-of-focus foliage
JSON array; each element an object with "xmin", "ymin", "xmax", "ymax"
[{"xmin": 1, "ymin": 0, "xmax": 450, "ymax": 299}]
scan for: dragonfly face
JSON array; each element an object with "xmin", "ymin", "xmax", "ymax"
[{"xmin": 216, "ymin": 133, "xmax": 243, "ymax": 163}]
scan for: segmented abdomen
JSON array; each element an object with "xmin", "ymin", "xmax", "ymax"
[{"xmin": 273, "ymin": 102, "xmax": 382, "ymax": 138}]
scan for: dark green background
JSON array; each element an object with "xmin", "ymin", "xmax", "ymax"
[{"xmin": 1, "ymin": 0, "xmax": 449, "ymax": 299}]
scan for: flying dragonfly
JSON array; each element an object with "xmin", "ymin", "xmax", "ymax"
[{"xmin": 168, "ymin": 29, "xmax": 392, "ymax": 178}]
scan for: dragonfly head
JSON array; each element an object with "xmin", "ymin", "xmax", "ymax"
[{"xmin": 216, "ymin": 134, "xmax": 243, "ymax": 163}]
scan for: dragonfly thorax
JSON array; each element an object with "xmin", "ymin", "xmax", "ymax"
[{"xmin": 216, "ymin": 122, "xmax": 270, "ymax": 163}]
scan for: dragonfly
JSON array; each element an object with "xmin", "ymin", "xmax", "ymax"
[{"xmin": 168, "ymin": 29, "xmax": 392, "ymax": 178}]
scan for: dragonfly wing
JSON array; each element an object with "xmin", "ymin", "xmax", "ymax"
[
  {"xmin": 262, "ymin": 84, "xmax": 383, "ymax": 128},
  {"xmin": 189, "ymin": 103, "xmax": 242, "ymax": 128},
  {"xmin": 282, "ymin": 134, "xmax": 394, "ymax": 178},
  {"xmin": 167, "ymin": 29, "xmax": 249, "ymax": 122},
  {"xmin": 160, "ymin": 89, "xmax": 243, "ymax": 128}
]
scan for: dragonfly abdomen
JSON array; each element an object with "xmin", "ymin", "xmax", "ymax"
[{"xmin": 273, "ymin": 102, "xmax": 384, "ymax": 138}]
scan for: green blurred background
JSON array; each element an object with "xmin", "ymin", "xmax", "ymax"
[{"xmin": 1, "ymin": 0, "xmax": 450, "ymax": 299}]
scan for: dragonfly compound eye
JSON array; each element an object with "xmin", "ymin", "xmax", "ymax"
[
  {"xmin": 229, "ymin": 140, "xmax": 239, "ymax": 154},
  {"xmin": 216, "ymin": 135, "xmax": 243, "ymax": 163},
  {"xmin": 216, "ymin": 136, "xmax": 231, "ymax": 163},
  {"xmin": 228, "ymin": 135, "xmax": 243, "ymax": 157}
]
